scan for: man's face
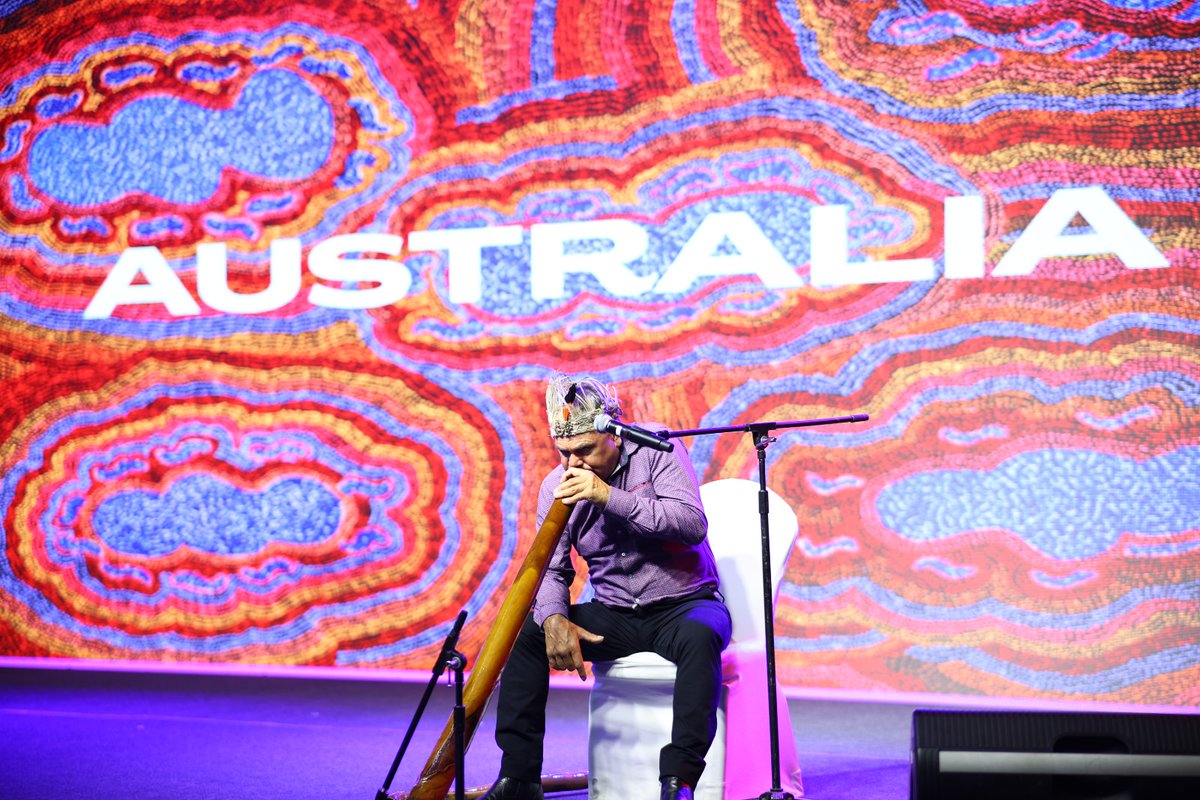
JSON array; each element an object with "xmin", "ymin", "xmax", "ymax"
[{"xmin": 555, "ymin": 431, "xmax": 622, "ymax": 480}]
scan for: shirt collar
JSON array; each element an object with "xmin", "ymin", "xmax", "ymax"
[{"xmin": 609, "ymin": 440, "xmax": 631, "ymax": 480}]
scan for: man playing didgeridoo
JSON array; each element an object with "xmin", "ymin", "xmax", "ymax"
[{"xmin": 480, "ymin": 374, "xmax": 731, "ymax": 800}]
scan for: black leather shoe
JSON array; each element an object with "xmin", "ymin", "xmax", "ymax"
[
  {"xmin": 660, "ymin": 776, "xmax": 694, "ymax": 800},
  {"xmin": 479, "ymin": 776, "xmax": 544, "ymax": 800}
]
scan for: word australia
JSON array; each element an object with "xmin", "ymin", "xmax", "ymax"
[{"xmin": 84, "ymin": 188, "xmax": 1169, "ymax": 319}]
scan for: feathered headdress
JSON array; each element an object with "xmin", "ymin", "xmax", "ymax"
[{"xmin": 545, "ymin": 374, "xmax": 623, "ymax": 438}]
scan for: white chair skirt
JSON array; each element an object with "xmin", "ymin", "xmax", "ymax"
[{"xmin": 588, "ymin": 652, "xmax": 727, "ymax": 800}]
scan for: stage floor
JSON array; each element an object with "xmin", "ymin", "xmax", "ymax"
[{"xmin": 0, "ymin": 665, "xmax": 946, "ymax": 800}]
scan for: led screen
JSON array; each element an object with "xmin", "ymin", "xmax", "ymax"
[{"xmin": 1, "ymin": 0, "xmax": 1198, "ymax": 708}]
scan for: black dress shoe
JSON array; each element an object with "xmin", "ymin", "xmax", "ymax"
[
  {"xmin": 479, "ymin": 776, "xmax": 544, "ymax": 800},
  {"xmin": 660, "ymin": 776, "xmax": 694, "ymax": 800}
]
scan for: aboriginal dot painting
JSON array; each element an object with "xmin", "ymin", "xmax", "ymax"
[{"xmin": 1, "ymin": 0, "xmax": 1198, "ymax": 708}]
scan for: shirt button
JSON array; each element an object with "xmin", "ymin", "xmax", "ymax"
[{"xmin": 620, "ymin": 551, "xmax": 626, "ymax": 556}]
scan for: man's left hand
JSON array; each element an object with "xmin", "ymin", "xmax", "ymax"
[{"xmin": 553, "ymin": 467, "xmax": 611, "ymax": 508}]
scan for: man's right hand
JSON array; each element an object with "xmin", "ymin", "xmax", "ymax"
[{"xmin": 543, "ymin": 613, "xmax": 605, "ymax": 681}]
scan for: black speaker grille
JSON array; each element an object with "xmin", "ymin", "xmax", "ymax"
[
  {"xmin": 912, "ymin": 710, "xmax": 1200, "ymax": 755},
  {"xmin": 910, "ymin": 710, "xmax": 1200, "ymax": 800}
]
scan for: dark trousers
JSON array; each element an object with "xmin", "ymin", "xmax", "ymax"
[{"xmin": 494, "ymin": 591, "xmax": 732, "ymax": 787}]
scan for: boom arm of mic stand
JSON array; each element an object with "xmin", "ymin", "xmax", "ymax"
[{"xmin": 654, "ymin": 413, "xmax": 869, "ymax": 440}]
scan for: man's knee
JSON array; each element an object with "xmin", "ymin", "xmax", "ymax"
[
  {"xmin": 679, "ymin": 619, "xmax": 727, "ymax": 655},
  {"xmin": 509, "ymin": 613, "xmax": 548, "ymax": 661},
  {"xmin": 685, "ymin": 602, "xmax": 732, "ymax": 645},
  {"xmin": 669, "ymin": 615, "xmax": 730, "ymax": 665}
]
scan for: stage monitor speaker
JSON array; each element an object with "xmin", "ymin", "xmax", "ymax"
[{"xmin": 911, "ymin": 710, "xmax": 1200, "ymax": 800}]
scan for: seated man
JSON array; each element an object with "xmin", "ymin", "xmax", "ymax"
[{"xmin": 481, "ymin": 374, "xmax": 732, "ymax": 800}]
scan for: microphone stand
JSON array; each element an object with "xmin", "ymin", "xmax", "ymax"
[
  {"xmin": 447, "ymin": 648, "xmax": 467, "ymax": 800},
  {"xmin": 657, "ymin": 414, "xmax": 869, "ymax": 800},
  {"xmin": 376, "ymin": 610, "xmax": 469, "ymax": 800}
]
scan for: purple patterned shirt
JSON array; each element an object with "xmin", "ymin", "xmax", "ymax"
[{"xmin": 532, "ymin": 427, "xmax": 719, "ymax": 626}]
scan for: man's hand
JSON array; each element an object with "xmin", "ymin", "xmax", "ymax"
[
  {"xmin": 543, "ymin": 613, "xmax": 605, "ymax": 681},
  {"xmin": 553, "ymin": 467, "xmax": 612, "ymax": 508}
]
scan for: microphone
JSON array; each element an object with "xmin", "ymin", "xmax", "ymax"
[{"xmin": 594, "ymin": 413, "xmax": 674, "ymax": 453}]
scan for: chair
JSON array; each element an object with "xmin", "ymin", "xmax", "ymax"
[{"xmin": 587, "ymin": 478, "xmax": 805, "ymax": 799}]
